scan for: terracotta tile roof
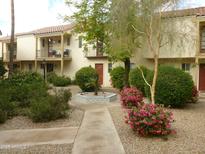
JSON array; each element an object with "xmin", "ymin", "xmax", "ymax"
[
  {"xmin": 163, "ymin": 7, "xmax": 205, "ymax": 18},
  {"xmin": 0, "ymin": 23, "xmax": 74, "ymax": 41},
  {"xmin": 32, "ymin": 23, "xmax": 75, "ymax": 35}
]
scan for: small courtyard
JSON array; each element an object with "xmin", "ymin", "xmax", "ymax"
[
  {"xmin": 1, "ymin": 0, "xmax": 205, "ymax": 154},
  {"xmin": 0, "ymin": 85, "xmax": 205, "ymax": 153}
]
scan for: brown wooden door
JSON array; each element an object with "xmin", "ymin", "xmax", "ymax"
[
  {"xmin": 199, "ymin": 64, "xmax": 205, "ymax": 91},
  {"xmin": 95, "ymin": 64, "xmax": 103, "ymax": 85}
]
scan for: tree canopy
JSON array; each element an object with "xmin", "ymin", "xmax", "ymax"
[{"xmin": 65, "ymin": 0, "xmax": 110, "ymax": 52}]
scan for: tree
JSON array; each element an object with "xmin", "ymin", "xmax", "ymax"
[
  {"xmin": 107, "ymin": 0, "xmax": 140, "ymax": 87},
  {"xmin": 64, "ymin": 0, "xmax": 110, "ymax": 53},
  {"xmin": 8, "ymin": 0, "xmax": 15, "ymax": 78},
  {"xmin": 134, "ymin": 0, "xmax": 181, "ymax": 104}
]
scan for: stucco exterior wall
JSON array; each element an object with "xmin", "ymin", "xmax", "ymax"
[
  {"xmin": 0, "ymin": 42, "xmax": 2, "ymax": 58},
  {"xmin": 17, "ymin": 35, "xmax": 36, "ymax": 60},
  {"xmin": 62, "ymin": 33, "xmax": 111, "ymax": 87},
  {"xmin": 143, "ymin": 16, "xmax": 197, "ymax": 59}
]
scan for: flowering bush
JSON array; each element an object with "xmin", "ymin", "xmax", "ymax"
[
  {"xmin": 125, "ymin": 104, "xmax": 175, "ymax": 136},
  {"xmin": 120, "ymin": 87, "xmax": 143, "ymax": 108},
  {"xmin": 188, "ymin": 86, "xmax": 199, "ymax": 103}
]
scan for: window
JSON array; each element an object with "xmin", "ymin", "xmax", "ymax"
[
  {"xmin": 201, "ymin": 27, "xmax": 205, "ymax": 51},
  {"xmin": 79, "ymin": 36, "xmax": 83, "ymax": 48},
  {"xmin": 28, "ymin": 64, "xmax": 32, "ymax": 71},
  {"xmin": 108, "ymin": 63, "xmax": 112, "ymax": 73},
  {"xmin": 182, "ymin": 63, "xmax": 190, "ymax": 72}
]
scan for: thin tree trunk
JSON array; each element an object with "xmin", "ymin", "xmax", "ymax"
[
  {"xmin": 124, "ymin": 58, "xmax": 130, "ymax": 87},
  {"xmin": 150, "ymin": 54, "xmax": 159, "ymax": 104},
  {"xmin": 8, "ymin": 0, "xmax": 15, "ymax": 78}
]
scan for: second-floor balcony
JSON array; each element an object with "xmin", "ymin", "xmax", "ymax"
[
  {"xmin": 37, "ymin": 48, "xmax": 71, "ymax": 61},
  {"xmin": 85, "ymin": 47, "xmax": 107, "ymax": 58},
  {"xmin": 36, "ymin": 36, "xmax": 72, "ymax": 61}
]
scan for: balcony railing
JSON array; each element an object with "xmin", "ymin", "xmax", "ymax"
[
  {"xmin": 85, "ymin": 47, "xmax": 107, "ymax": 58},
  {"xmin": 37, "ymin": 49, "xmax": 71, "ymax": 60}
]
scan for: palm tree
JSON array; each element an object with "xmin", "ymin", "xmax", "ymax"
[{"xmin": 8, "ymin": 0, "xmax": 15, "ymax": 78}]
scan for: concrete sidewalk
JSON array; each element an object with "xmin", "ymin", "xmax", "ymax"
[
  {"xmin": 0, "ymin": 127, "xmax": 78, "ymax": 148},
  {"xmin": 72, "ymin": 108, "xmax": 125, "ymax": 154}
]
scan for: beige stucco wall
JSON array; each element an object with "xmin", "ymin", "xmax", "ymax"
[
  {"xmin": 62, "ymin": 33, "xmax": 111, "ymax": 87},
  {"xmin": 17, "ymin": 35, "xmax": 36, "ymax": 60},
  {"xmin": 0, "ymin": 42, "xmax": 2, "ymax": 58},
  {"xmin": 143, "ymin": 16, "xmax": 198, "ymax": 59}
]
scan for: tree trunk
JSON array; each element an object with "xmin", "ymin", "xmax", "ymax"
[
  {"xmin": 150, "ymin": 53, "xmax": 159, "ymax": 104},
  {"xmin": 8, "ymin": 0, "xmax": 15, "ymax": 78},
  {"xmin": 124, "ymin": 58, "xmax": 130, "ymax": 87},
  {"xmin": 96, "ymin": 40, "xmax": 103, "ymax": 56}
]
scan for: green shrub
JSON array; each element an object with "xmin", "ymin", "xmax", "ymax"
[
  {"xmin": 145, "ymin": 66, "xmax": 194, "ymax": 107},
  {"xmin": 1, "ymin": 72, "xmax": 48, "ymax": 107},
  {"xmin": 47, "ymin": 72, "xmax": 71, "ymax": 87},
  {"xmin": 8, "ymin": 72, "xmax": 44, "ymax": 86},
  {"xmin": 110, "ymin": 66, "xmax": 125, "ymax": 90},
  {"xmin": 47, "ymin": 72, "xmax": 57, "ymax": 83},
  {"xmin": 75, "ymin": 66, "xmax": 99, "ymax": 92},
  {"xmin": 10, "ymin": 82, "xmax": 48, "ymax": 107},
  {"xmin": 0, "ymin": 109, "xmax": 7, "ymax": 123},
  {"xmin": 52, "ymin": 76, "xmax": 71, "ymax": 87},
  {"xmin": 0, "ymin": 82, "xmax": 16, "ymax": 117},
  {"xmin": 0, "ymin": 60, "xmax": 7, "ymax": 79},
  {"xmin": 29, "ymin": 89, "xmax": 71, "ymax": 122},
  {"xmin": 129, "ymin": 66, "xmax": 150, "ymax": 94}
]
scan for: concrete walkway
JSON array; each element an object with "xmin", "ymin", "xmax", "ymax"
[
  {"xmin": 0, "ymin": 127, "xmax": 78, "ymax": 149},
  {"xmin": 72, "ymin": 108, "xmax": 125, "ymax": 154}
]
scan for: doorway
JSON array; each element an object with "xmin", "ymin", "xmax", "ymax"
[{"xmin": 95, "ymin": 64, "xmax": 103, "ymax": 85}]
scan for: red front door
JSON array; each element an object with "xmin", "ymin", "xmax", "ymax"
[
  {"xmin": 95, "ymin": 64, "xmax": 103, "ymax": 85},
  {"xmin": 199, "ymin": 64, "xmax": 205, "ymax": 91}
]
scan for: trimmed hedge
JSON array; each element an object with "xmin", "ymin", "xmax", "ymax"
[
  {"xmin": 75, "ymin": 66, "xmax": 99, "ymax": 92},
  {"xmin": 110, "ymin": 66, "xmax": 125, "ymax": 90},
  {"xmin": 52, "ymin": 76, "xmax": 71, "ymax": 87},
  {"xmin": 129, "ymin": 66, "xmax": 150, "ymax": 94},
  {"xmin": 47, "ymin": 72, "xmax": 71, "ymax": 87},
  {"xmin": 145, "ymin": 66, "xmax": 194, "ymax": 107}
]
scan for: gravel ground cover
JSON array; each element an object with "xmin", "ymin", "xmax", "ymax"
[
  {"xmin": 0, "ymin": 144, "xmax": 73, "ymax": 154},
  {"xmin": 0, "ymin": 107, "xmax": 83, "ymax": 154},
  {"xmin": 109, "ymin": 100, "xmax": 205, "ymax": 154},
  {"xmin": 0, "ymin": 107, "xmax": 84, "ymax": 131}
]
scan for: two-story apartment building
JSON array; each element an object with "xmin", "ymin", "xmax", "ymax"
[
  {"xmin": 1, "ymin": 7, "xmax": 205, "ymax": 90},
  {"xmin": 0, "ymin": 24, "xmax": 116, "ymax": 87},
  {"xmin": 142, "ymin": 7, "xmax": 205, "ymax": 91}
]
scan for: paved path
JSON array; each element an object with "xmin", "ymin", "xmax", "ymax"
[
  {"xmin": 0, "ymin": 127, "xmax": 78, "ymax": 149},
  {"xmin": 72, "ymin": 108, "xmax": 125, "ymax": 154}
]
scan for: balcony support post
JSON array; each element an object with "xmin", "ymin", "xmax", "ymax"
[
  {"xmin": 60, "ymin": 33, "xmax": 64, "ymax": 76},
  {"xmin": 35, "ymin": 37, "xmax": 38, "ymax": 72},
  {"xmin": 196, "ymin": 20, "xmax": 200, "ymax": 90}
]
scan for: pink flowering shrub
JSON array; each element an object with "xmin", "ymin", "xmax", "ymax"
[
  {"xmin": 120, "ymin": 87, "xmax": 144, "ymax": 108},
  {"xmin": 191, "ymin": 86, "xmax": 199, "ymax": 103},
  {"xmin": 125, "ymin": 104, "xmax": 175, "ymax": 136}
]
